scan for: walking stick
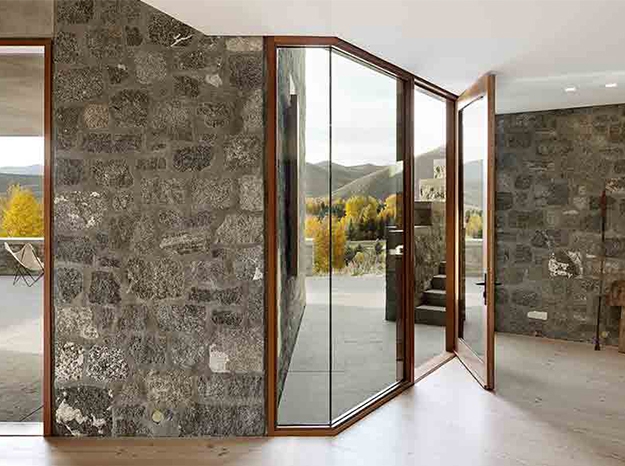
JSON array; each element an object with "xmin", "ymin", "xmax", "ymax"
[{"xmin": 594, "ymin": 188, "xmax": 608, "ymax": 351}]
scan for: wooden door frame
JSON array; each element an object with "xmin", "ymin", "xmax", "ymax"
[
  {"xmin": 453, "ymin": 73, "xmax": 496, "ymax": 390},
  {"xmin": 265, "ymin": 36, "xmax": 457, "ymax": 436},
  {"xmin": 0, "ymin": 38, "xmax": 53, "ymax": 435}
]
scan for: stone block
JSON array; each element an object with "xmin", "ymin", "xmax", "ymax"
[
  {"xmin": 224, "ymin": 135, "xmax": 262, "ymax": 170},
  {"xmin": 191, "ymin": 178, "xmax": 235, "ymax": 209},
  {"xmin": 228, "ymin": 55, "xmax": 263, "ymax": 91},
  {"xmin": 86, "ymin": 345, "xmax": 128, "ymax": 382},
  {"xmin": 110, "ymin": 89, "xmax": 150, "ymax": 128},
  {"xmin": 87, "ymin": 27, "xmax": 123, "ymax": 59},
  {"xmin": 89, "ymin": 271, "xmax": 121, "ymax": 305},
  {"xmin": 55, "ymin": 159, "xmax": 85, "ymax": 186},
  {"xmin": 151, "ymin": 100, "xmax": 193, "ymax": 141},
  {"xmin": 91, "ymin": 160, "xmax": 134, "ymax": 188},
  {"xmin": 54, "ymin": 31, "xmax": 81, "ymax": 64},
  {"xmin": 55, "ymin": 386, "xmax": 112, "ymax": 437},
  {"xmin": 174, "ymin": 75, "xmax": 201, "ymax": 98},
  {"xmin": 239, "ymin": 175, "xmax": 263, "ymax": 211},
  {"xmin": 147, "ymin": 11, "xmax": 195, "ymax": 47},
  {"xmin": 55, "ymin": 68, "xmax": 104, "ymax": 102},
  {"xmin": 173, "ymin": 144, "xmax": 214, "ymax": 171},
  {"xmin": 57, "ymin": 0, "xmax": 94, "ymax": 24},
  {"xmin": 134, "ymin": 51, "xmax": 167, "ymax": 84},
  {"xmin": 56, "ymin": 307, "xmax": 98, "ymax": 340}
]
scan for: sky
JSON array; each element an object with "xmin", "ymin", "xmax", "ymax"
[
  {"xmin": 302, "ymin": 48, "xmax": 447, "ymax": 167},
  {"xmin": 301, "ymin": 48, "xmax": 484, "ymax": 167},
  {"xmin": 0, "ymin": 137, "xmax": 44, "ymax": 168}
]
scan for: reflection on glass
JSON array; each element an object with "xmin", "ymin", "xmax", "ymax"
[
  {"xmin": 276, "ymin": 47, "xmax": 404, "ymax": 426},
  {"xmin": 413, "ymin": 88, "xmax": 447, "ymax": 368},
  {"xmin": 277, "ymin": 47, "xmax": 331, "ymax": 425},
  {"xmin": 330, "ymin": 51, "xmax": 401, "ymax": 421},
  {"xmin": 459, "ymin": 97, "xmax": 487, "ymax": 359}
]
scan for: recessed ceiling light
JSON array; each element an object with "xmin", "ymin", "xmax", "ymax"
[
  {"xmin": 605, "ymin": 83, "xmax": 618, "ymax": 88},
  {"xmin": 565, "ymin": 87, "xmax": 577, "ymax": 93}
]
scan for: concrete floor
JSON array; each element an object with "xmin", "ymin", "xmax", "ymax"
[
  {"xmin": 279, "ymin": 275, "xmax": 446, "ymax": 425},
  {"xmin": 2, "ymin": 334, "xmax": 624, "ymax": 465},
  {"xmin": 0, "ymin": 276, "xmax": 43, "ymax": 423},
  {"xmin": 278, "ymin": 275, "xmax": 487, "ymax": 425}
]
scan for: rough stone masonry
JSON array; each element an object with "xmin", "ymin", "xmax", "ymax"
[
  {"xmin": 53, "ymin": 0, "xmax": 265, "ymax": 436},
  {"xmin": 496, "ymin": 106, "xmax": 625, "ymax": 346}
]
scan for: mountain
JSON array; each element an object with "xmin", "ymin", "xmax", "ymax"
[
  {"xmin": 0, "ymin": 173, "xmax": 43, "ymax": 200},
  {"xmin": 304, "ymin": 146, "xmax": 483, "ymax": 209},
  {"xmin": 332, "ymin": 164, "xmax": 401, "ymax": 201},
  {"xmin": 304, "ymin": 161, "xmax": 381, "ymax": 197},
  {"xmin": 0, "ymin": 164, "xmax": 43, "ymax": 176}
]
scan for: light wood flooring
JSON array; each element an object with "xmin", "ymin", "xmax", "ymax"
[{"xmin": 1, "ymin": 333, "xmax": 624, "ymax": 466}]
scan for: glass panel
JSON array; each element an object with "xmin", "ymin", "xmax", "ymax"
[
  {"xmin": 276, "ymin": 47, "xmax": 331, "ymax": 425},
  {"xmin": 0, "ymin": 45, "xmax": 45, "ymax": 434},
  {"xmin": 459, "ymin": 97, "xmax": 487, "ymax": 359},
  {"xmin": 413, "ymin": 88, "xmax": 447, "ymax": 367},
  {"xmin": 330, "ymin": 50, "xmax": 402, "ymax": 421}
]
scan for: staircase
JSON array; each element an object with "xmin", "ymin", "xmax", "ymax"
[{"xmin": 415, "ymin": 261, "xmax": 447, "ymax": 326}]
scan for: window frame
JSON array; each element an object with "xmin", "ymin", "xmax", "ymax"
[{"xmin": 265, "ymin": 36, "xmax": 457, "ymax": 436}]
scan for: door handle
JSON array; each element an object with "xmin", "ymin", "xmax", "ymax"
[{"xmin": 475, "ymin": 282, "xmax": 502, "ymax": 286}]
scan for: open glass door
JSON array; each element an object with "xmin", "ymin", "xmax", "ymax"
[{"xmin": 455, "ymin": 74, "xmax": 496, "ymax": 390}]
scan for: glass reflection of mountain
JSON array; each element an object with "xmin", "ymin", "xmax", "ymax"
[{"xmin": 304, "ymin": 146, "xmax": 483, "ymax": 209}]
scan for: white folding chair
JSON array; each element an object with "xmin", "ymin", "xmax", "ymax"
[{"xmin": 4, "ymin": 242, "xmax": 44, "ymax": 287}]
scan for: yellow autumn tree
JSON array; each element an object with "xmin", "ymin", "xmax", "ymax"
[
  {"xmin": 345, "ymin": 195, "xmax": 379, "ymax": 222},
  {"xmin": 465, "ymin": 210, "xmax": 483, "ymax": 239},
  {"xmin": 0, "ymin": 185, "xmax": 44, "ymax": 237},
  {"xmin": 379, "ymin": 194, "xmax": 397, "ymax": 221},
  {"xmin": 305, "ymin": 215, "xmax": 322, "ymax": 238},
  {"xmin": 313, "ymin": 216, "xmax": 346, "ymax": 273}
]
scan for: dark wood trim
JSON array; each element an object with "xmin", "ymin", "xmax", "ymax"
[
  {"xmin": 403, "ymin": 81, "xmax": 415, "ymax": 383},
  {"xmin": 0, "ymin": 38, "xmax": 53, "ymax": 436},
  {"xmin": 485, "ymin": 74, "xmax": 496, "ymax": 391},
  {"xmin": 272, "ymin": 36, "xmax": 339, "ymax": 47},
  {"xmin": 271, "ymin": 380, "xmax": 414, "ymax": 437},
  {"xmin": 445, "ymin": 99, "xmax": 457, "ymax": 353},
  {"xmin": 265, "ymin": 35, "xmax": 458, "ymax": 437},
  {"xmin": 43, "ymin": 38, "xmax": 53, "ymax": 438},
  {"xmin": 263, "ymin": 36, "xmax": 278, "ymax": 436},
  {"xmin": 272, "ymin": 36, "xmax": 457, "ymax": 100}
]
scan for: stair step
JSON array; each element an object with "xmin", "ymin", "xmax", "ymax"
[
  {"xmin": 431, "ymin": 274, "xmax": 446, "ymax": 290},
  {"xmin": 438, "ymin": 261, "xmax": 446, "ymax": 275},
  {"xmin": 424, "ymin": 289, "xmax": 446, "ymax": 307},
  {"xmin": 415, "ymin": 304, "xmax": 446, "ymax": 326}
]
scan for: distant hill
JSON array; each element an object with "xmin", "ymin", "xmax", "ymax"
[
  {"xmin": 304, "ymin": 161, "xmax": 382, "ymax": 197},
  {"xmin": 0, "ymin": 173, "xmax": 43, "ymax": 200},
  {"xmin": 332, "ymin": 164, "xmax": 401, "ymax": 201},
  {"xmin": 304, "ymin": 146, "xmax": 483, "ymax": 209},
  {"xmin": 0, "ymin": 164, "xmax": 43, "ymax": 176}
]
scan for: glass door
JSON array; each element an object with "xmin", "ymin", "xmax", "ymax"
[{"xmin": 455, "ymin": 74, "xmax": 496, "ymax": 390}]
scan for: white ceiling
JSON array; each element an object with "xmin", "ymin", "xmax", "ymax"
[{"xmin": 144, "ymin": 0, "xmax": 625, "ymax": 114}]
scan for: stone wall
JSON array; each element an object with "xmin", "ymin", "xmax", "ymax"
[
  {"xmin": 496, "ymin": 106, "xmax": 625, "ymax": 346},
  {"xmin": 53, "ymin": 0, "xmax": 265, "ymax": 436},
  {"xmin": 414, "ymin": 201, "xmax": 446, "ymax": 307},
  {"xmin": 275, "ymin": 48, "xmax": 306, "ymax": 399}
]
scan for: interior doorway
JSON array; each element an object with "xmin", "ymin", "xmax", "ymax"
[{"xmin": 0, "ymin": 39, "xmax": 51, "ymax": 436}]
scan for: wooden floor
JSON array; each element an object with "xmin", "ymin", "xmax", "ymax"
[{"xmin": 2, "ymin": 334, "xmax": 625, "ymax": 465}]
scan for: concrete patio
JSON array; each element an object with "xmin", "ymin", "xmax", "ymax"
[
  {"xmin": 278, "ymin": 274, "xmax": 487, "ymax": 425},
  {"xmin": 0, "ymin": 276, "xmax": 43, "ymax": 423}
]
